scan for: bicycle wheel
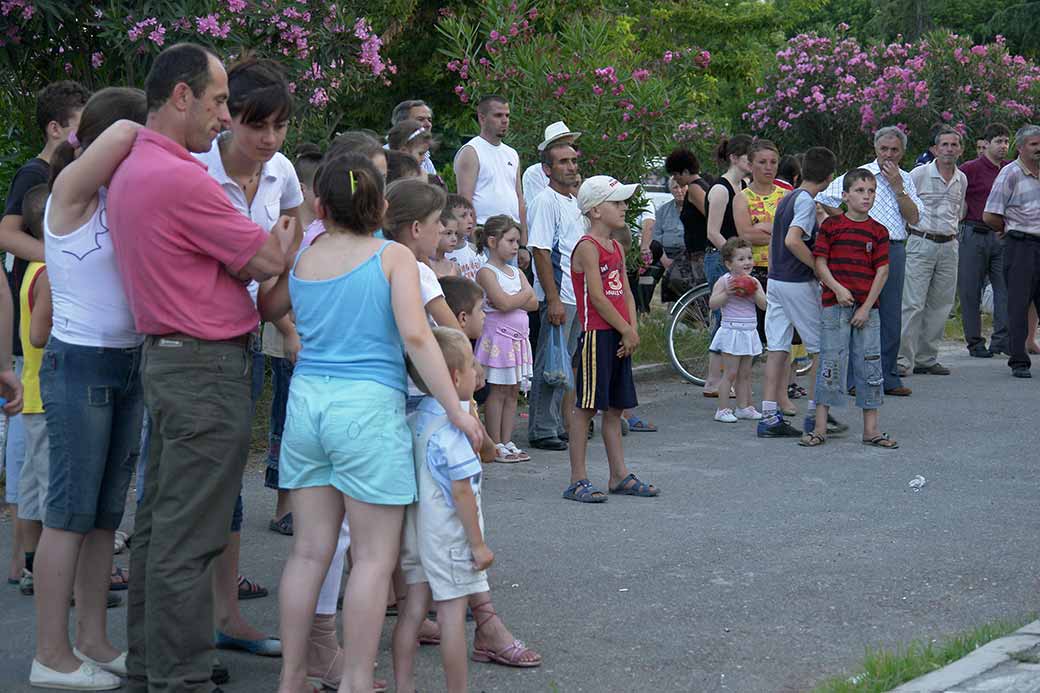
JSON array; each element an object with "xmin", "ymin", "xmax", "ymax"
[{"xmin": 667, "ymin": 283, "xmax": 714, "ymax": 385}]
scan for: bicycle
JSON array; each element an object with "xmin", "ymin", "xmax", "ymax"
[{"xmin": 666, "ymin": 282, "xmax": 812, "ymax": 385}]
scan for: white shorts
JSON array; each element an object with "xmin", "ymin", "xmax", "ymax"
[
  {"xmin": 399, "ymin": 467, "xmax": 488, "ymax": 602},
  {"xmin": 16, "ymin": 414, "xmax": 50, "ymax": 522},
  {"xmin": 764, "ymin": 279, "xmax": 822, "ymax": 353}
]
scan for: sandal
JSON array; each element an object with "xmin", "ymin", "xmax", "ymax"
[
  {"xmin": 494, "ymin": 443, "xmax": 521, "ymax": 464},
  {"xmin": 237, "ymin": 575, "xmax": 269, "ymax": 600},
  {"xmin": 780, "ymin": 406, "xmax": 798, "ymax": 417},
  {"xmin": 470, "ymin": 601, "xmax": 542, "ymax": 668},
  {"xmin": 503, "ymin": 441, "xmax": 530, "ymax": 462},
  {"xmin": 798, "ymin": 431, "xmax": 826, "ymax": 447},
  {"xmin": 268, "ymin": 512, "xmax": 294, "ymax": 536},
  {"xmin": 862, "ymin": 433, "xmax": 899, "ymax": 449},
  {"xmin": 626, "ymin": 416, "xmax": 658, "ymax": 432},
  {"xmin": 418, "ymin": 618, "xmax": 440, "ymax": 646},
  {"xmin": 110, "ymin": 566, "xmax": 129, "ymax": 591},
  {"xmin": 787, "ymin": 384, "xmax": 807, "ymax": 399},
  {"xmin": 609, "ymin": 473, "xmax": 659, "ymax": 497},
  {"xmin": 562, "ymin": 479, "xmax": 607, "ymax": 503}
]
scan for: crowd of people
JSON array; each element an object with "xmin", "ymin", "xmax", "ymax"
[{"xmin": 0, "ymin": 39, "xmax": 1037, "ymax": 693}]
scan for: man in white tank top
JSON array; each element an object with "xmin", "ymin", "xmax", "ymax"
[{"xmin": 454, "ymin": 95, "xmax": 526, "ymax": 243}]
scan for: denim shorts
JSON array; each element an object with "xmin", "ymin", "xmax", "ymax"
[
  {"xmin": 40, "ymin": 337, "xmax": 144, "ymax": 533},
  {"xmin": 815, "ymin": 305, "xmax": 883, "ymax": 410},
  {"xmin": 281, "ymin": 375, "xmax": 416, "ymax": 505}
]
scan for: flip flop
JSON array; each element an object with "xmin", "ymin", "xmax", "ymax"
[
  {"xmin": 626, "ymin": 416, "xmax": 658, "ymax": 432},
  {"xmin": 863, "ymin": 433, "xmax": 899, "ymax": 449},
  {"xmin": 562, "ymin": 479, "xmax": 607, "ymax": 503},
  {"xmin": 609, "ymin": 473, "xmax": 659, "ymax": 497},
  {"xmin": 268, "ymin": 512, "xmax": 293, "ymax": 536},
  {"xmin": 237, "ymin": 575, "xmax": 269, "ymax": 600},
  {"xmin": 109, "ymin": 566, "xmax": 129, "ymax": 591}
]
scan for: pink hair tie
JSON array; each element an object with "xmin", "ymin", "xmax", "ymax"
[{"xmin": 67, "ymin": 132, "xmax": 80, "ymax": 148}]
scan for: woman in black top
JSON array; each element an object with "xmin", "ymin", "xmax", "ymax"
[
  {"xmin": 664, "ymin": 148, "xmax": 713, "ymax": 301},
  {"xmin": 703, "ymin": 134, "xmax": 754, "ymax": 395}
]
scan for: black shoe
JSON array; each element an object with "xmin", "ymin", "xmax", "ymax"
[
  {"xmin": 529, "ymin": 437, "xmax": 567, "ymax": 451},
  {"xmin": 968, "ymin": 346, "xmax": 993, "ymax": 358},
  {"xmin": 212, "ymin": 659, "xmax": 230, "ymax": 685},
  {"xmin": 913, "ymin": 363, "xmax": 951, "ymax": 375},
  {"xmin": 756, "ymin": 417, "xmax": 802, "ymax": 438},
  {"xmin": 1012, "ymin": 367, "xmax": 1032, "ymax": 379},
  {"xmin": 989, "ymin": 347, "xmax": 1008, "ymax": 356},
  {"xmin": 558, "ymin": 430, "xmax": 568, "ymax": 442}
]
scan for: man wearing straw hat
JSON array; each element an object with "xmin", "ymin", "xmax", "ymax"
[{"xmin": 522, "ymin": 120, "xmax": 582, "ymax": 203}]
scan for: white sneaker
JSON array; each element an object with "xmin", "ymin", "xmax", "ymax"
[
  {"xmin": 714, "ymin": 408, "xmax": 738, "ymax": 423},
  {"xmin": 30, "ymin": 659, "xmax": 122, "ymax": 690},
  {"xmin": 734, "ymin": 406, "xmax": 763, "ymax": 420},
  {"xmin": 73, "ymin": 647, "xmax": 127, "ymax": 676}
]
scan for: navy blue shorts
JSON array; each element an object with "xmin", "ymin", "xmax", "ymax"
[{"xmin": 572, "ymin": 329, "xmax": 638, "ymax": 412}]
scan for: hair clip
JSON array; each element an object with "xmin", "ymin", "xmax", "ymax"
[
  {"xmin": 348, "ymin": 170, "xmax": 356, "ymax": 194},
  {"xmin": 67, "ymin": 132, "xmax": 80, "ymax": 148},
  {"xmin": 406, "ymin": 128, "xmax": 424, "ymax": 143}
]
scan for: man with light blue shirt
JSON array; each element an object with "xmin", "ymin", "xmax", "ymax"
[{"xmin": 817, "ymin": 126, "xmax": 924, "ymax": 396}]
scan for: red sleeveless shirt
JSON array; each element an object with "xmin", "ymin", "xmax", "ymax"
[{"xmin": 572, "ymin": 235, "xmax": 630, "ymax": 331}]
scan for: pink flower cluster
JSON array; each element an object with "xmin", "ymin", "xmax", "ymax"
[
  {"xmin": 0, "ymin": 0, "xmax": 33, "ymax": 21},
  {"xmin": 745, "ymin": 30, "xmax": 1040, "ymax": 145},
  {"xmin": 127, "ymin": 17, "xmax": 167, "ymax": 46}
]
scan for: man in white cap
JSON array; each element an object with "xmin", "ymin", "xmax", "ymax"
[
  {"xmin": 522, "ymin": 121, "xmax": 581, "ymax": 203},
  {"xmin": 527, "ymin": 140, "xmax": 581, "ymax": 449},
  {"xmin": 562, "ymin": 175, "xmax": 659, "ymax": 503}
]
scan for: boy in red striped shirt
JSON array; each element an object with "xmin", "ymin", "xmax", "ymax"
[{"xmin": 802, "ymin": 169, "xmax": 898, "ymax": 449}]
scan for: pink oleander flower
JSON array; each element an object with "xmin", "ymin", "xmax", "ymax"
[
  {"xmin": 91, "ymin": 51, "xmax": 104, "ymax": 68},
  {"xmin": 309, "ymin": 88, "xmax": 328, "ymax": 107}
]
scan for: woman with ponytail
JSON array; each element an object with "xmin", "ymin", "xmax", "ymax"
[
  {"xmin": 260, "ymin": 154, "xmax": 483, "ymax": 693},
  {"xmin": 28, "ymin": 87, "xmax": 146, "ymax": 690}
]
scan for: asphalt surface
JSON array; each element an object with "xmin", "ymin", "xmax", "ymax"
[{"xmin": 1, "ymin": 343, "xmax": 1038, "ymax": 692}]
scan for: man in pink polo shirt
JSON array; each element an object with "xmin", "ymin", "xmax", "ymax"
[{"xmin": 107, "ymin": 43, "xmax": 294, "ymax": 693}]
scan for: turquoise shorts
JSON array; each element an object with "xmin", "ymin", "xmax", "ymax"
[{"xmin": 280, "ymin": 375, "xmax": 416, "ymax": 505}]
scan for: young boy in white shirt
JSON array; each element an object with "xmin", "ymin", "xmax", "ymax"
[{"xmin": 394, "ymin": 327, "xmax": 494, "ymax": 693}]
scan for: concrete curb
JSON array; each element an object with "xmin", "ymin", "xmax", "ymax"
[
  {"xmin": 632, "ymin": 361, "xmax": 677, "ymax": 382},
  {"xmin": 888, "ymin": 620, "xmax": 1040, "ymax": 692}
]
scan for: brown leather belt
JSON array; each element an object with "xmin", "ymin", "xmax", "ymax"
[{"xmin": 909, "ymin": 228, "xmax": 955, "ymax": 243}]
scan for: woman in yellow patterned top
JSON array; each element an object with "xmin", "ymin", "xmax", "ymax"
[{"xmin": 734, "ymin": 139, "xmax": 803, "ymax": 413}]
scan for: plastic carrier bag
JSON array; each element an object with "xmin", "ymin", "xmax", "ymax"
[{"xmin": 543, "ymin": 324, "xmax": 573, "ymax": 388}]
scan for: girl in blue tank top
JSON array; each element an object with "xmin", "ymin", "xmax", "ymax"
[{"xmin": 257, "ymin": 153, "xmax": 483, "ymax": 693}]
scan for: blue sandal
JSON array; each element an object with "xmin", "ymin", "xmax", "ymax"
[
  {"xmin": 626, "ymin": 416, "xmax": 658, "ymax": 432},
  {"xmin": 562, "ymin": 479, "xmax": 607, "ymax": 503},
  {"xmin": 609, "ymin": 473, "xmax": 659, "ymax": 497}
]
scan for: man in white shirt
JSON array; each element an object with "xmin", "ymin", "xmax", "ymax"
[
  {"xmin": 454, "ymin": 95, "xmax": 526, "ymax": 241},
  {"xmin": 522, "ymin": 121, "xmax": 580, "ymax": 204},
  {"xmin": 526, "ymin": 141, "xmax": 582, "ymax": 449},
  {"xmin": 817, "ymin": 126, "xmax": 924, "ymax": 396},
  {"xmin": 898, "ymin": 126, "xmax": 967, "ymax": 375},
  {"xmin": 388, "ymin": 99, "xmax": 436, "ymax": 175}
]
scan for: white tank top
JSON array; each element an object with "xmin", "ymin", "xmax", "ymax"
[
  {"xmin": 481, "ymin": 261, "xmax": 520, "ymax": 313},
  {"xmin": 464, "ymin": 136, "xmax": 520, "ymax": 225},
  {"xmin": 44, "ymin": 189, "xmax": 142, "ymax": 348}
]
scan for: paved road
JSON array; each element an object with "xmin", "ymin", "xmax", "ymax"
[{"xmin": 1, "ymin": 344, "xmax": 1038, "ymax": 692}]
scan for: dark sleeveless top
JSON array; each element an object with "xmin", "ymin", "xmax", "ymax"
[
  {"xmin": 680, "ymin": 178, "xmax": 713, "ymax": 253},
  {"xmin": 705, "ymin": 177, "xmax": 739, "ymax": 248}
]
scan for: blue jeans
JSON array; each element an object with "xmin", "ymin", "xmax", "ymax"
[
  {"xmin": 264, "ymin": 356, "xmax": 293, "ymax": 490},
  {"xmin": 40, "ymin": 338, "xmax": 143, "ymax": 533},
  {"xmin": 878, "ymin": 240, "xmax": 905, "ymax": 390},
  {"xmin": 817, "ymin": 305, "xmax": 883, "ymax": 410},
  {"xmin": 705, "ymin": 249, "xmax": 724, "ymax": 344}
]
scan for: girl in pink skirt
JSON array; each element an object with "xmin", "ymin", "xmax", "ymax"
[{"xmin": 475, "ymin": 215, "xmax": 538, "ymax": 463}]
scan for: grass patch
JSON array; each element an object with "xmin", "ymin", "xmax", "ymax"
[
  {"xmin": 634, "ymin": 307, "xmax": 674, "ymax": 367},
  {"xmin": 812, "ymin": 615, "xmax": 1034, "ymax": 693}
]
